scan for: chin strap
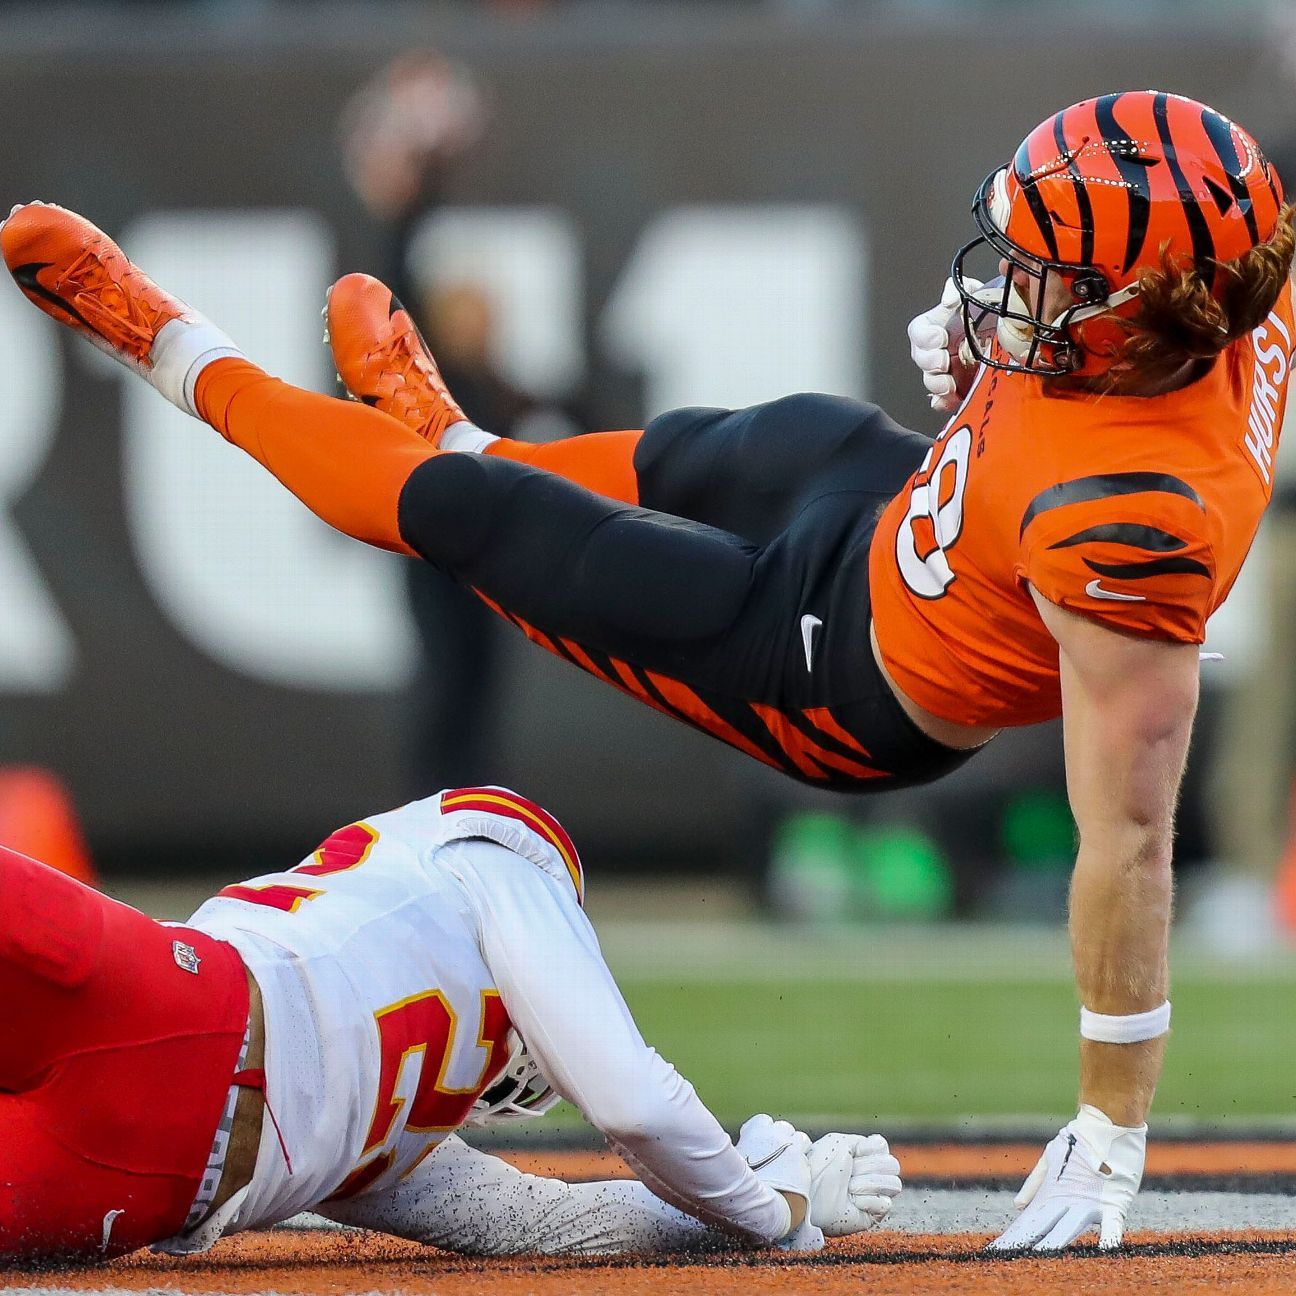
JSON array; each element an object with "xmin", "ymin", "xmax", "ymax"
[{"xmin": 1064, "ymin": 282, "xmax": 1141, "ymax": 328}]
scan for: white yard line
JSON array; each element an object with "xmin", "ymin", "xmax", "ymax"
[
  {"xmin": 884, "ymin": 1188, "xmax": 1296, "ymax": 1233},
  {"xmin": 281, "ymin": 1191, "xmax": 1296, "ymax": 1236}
]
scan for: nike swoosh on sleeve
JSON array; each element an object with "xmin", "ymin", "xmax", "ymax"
[{"xmin": 1084, "ymin": 579, "xmax": 1146, "ymax": 602}]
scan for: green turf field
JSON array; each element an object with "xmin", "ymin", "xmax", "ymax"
[
  {"xmin": 586, "ymin": 922, "xmax": 1296, "ymax": 1125},
  {"xmin": 615, "ymin": 975, "xmax": 1294, "ymax": 1122}
]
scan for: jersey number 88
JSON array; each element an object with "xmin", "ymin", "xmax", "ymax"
[{"xmin": 896, "ymin": 425, "xmax": 972, "ymax": 600}]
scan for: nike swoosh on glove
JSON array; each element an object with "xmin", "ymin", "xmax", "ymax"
[
  {"xmin": 907, "ymin": 276, "xmax": 982, "ymax": 413},
  {"xmin": 735, "ymin": 1114, "xmax": 821, "ymax": 1249},
  {"xmin": 807, "ymin": 1133, "xmax": 903, "ymax": 1236},
  {"xmin": 987, "ymin": 1104, "xmax": 1147, "ymax": 1252}
]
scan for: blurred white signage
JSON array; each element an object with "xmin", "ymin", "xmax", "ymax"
[
  {"xmin": 0, "ymin": 203, "xmax": 865, "ymax": 692},
  {"xmin": 0, "ymin": 291, "xmax": 75, "ymax": 691}
]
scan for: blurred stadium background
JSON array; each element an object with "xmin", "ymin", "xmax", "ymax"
[{"xmin": 0, "ymin": 0, "xmax": 1293, "ymax": 1131}]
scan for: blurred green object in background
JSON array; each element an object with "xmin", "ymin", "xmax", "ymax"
[
  {"xmin": 768, "ymin": 811, "xmax": 855, "ymax": 923},
  {"xmin": 852, "ymin": 826, "xmax": 954, "ymax": 921},
  {"xmin": 1001, "ymin": 789, "xmax": 1076, "ymax": 872}
]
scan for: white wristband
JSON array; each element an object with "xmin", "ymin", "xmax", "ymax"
[{"xmin": 1080, "ymin": 1001, "xmax": 1171, "ymax": 1043}]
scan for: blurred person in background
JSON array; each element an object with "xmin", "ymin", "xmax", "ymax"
[
  {"xmin": 340, "ymin": 54, "xmax": 579, "ymax": 794},
  {"xmin": 6, "ymin": 89, "xmax": 1291, "ymax": 1254}
]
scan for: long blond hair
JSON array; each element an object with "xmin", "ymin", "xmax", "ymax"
[{"xmin": 1104, "ymin": 203, "xmax": 1296, "ymax": 389}]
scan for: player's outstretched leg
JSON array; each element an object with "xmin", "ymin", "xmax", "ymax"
[
  {"xmin": 327, "ymin": 272, "xmax": 644, "ymax": 503},
  {"xmin": 326, "ymin": 272, "xmax": 928, "ymax": 544},
  {"xmin": 1, "ymin": 202, "xmax": 437, "ymax": 554}
]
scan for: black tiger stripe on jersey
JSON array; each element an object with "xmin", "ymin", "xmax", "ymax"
[
  {"xmin": 1093, "ymin": 92, "xmax": 1154, "ymax": 274},
  {"xmin": 1153, "ymin": 91, "xmax": 1215, "ymax": 266},
  {"xmin": 1083, "ymin": 554, "xmax": 1213, "ymax": 580},
  {"xmin": 1084, "ymin": 555, "xmax": 1212, "ymax": 580},
  {"xmin": 1019, "ymin": 472, "xmax": 1204, "ymax": 538},
  {"xmin": 1047, "ymin": 522, "xmax": 1187, "ymax": 552}
]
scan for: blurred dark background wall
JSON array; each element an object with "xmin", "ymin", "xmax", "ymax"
[{"xmin": 0, "ymin": 1, "xmax": 1284, "ymax": 877}]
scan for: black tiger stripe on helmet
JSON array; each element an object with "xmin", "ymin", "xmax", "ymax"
[
  {"xmin": 1151, "ymin": 91, "xmax": 1216, "ymax": 267},
  {"xmin": 1092, "ymin": 92, "xmax": 1154, "ymax": 275}
]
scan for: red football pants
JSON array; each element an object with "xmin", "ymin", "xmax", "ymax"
[{"xmin": 0, "ymin": 847, "xmax": 249, "ymax": 1262}]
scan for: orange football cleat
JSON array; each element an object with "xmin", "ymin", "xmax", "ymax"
[
  {"xmin": 2, "ymin": 201, "xmax": 240, "ymax": 412},
  {"xmin": 325, "ymin": 272, "xmax": 470, "ymax": 447}
]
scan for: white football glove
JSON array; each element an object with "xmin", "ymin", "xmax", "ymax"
[
  {"xmin": 907, "ymin": 276, "xmax": 983, "ymax": 413},
  {"xmin": 987, "ymin": 1105, "xmax": 1147, "ymax": 1252},
  {"xmin": 807, "ymin": 1133, "xmax": 902, "ymax": 1236},
  {"xmin": 735, "ymin": 1114, "xmax": 821, "ymax": 1250}
]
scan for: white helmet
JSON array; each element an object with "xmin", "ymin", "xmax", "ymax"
[{"xmin": 466, "ymin": 1030, "xmax": 561, "ymax": 1126}]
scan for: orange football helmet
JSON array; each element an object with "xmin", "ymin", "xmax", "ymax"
[{"xmin": 952, "ymin": 90, "xmax": 1286, "ymax": 376}]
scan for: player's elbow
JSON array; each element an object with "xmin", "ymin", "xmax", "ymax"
[
  {"xmin": 592, "ymin": 1090, "xmax": 676, "ymax": 1146},
  {"xmin": 587, "ymin": 1059, "xmax": 697, "ymax": 1147}
]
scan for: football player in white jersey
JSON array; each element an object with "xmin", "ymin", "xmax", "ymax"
[{"xmin": 0, "ymin": 786, "xmax": 900, "ymax": 1263}]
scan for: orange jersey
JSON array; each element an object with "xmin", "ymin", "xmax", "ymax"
[{"xmin": 870, "ymin": 281, "xmax": 1294, "ymax": 729}]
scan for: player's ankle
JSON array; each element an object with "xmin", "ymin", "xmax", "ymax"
[
  {"xmin": 440, "ymin": 421, "xmax": 498, "ymax": 454},
  {"xmin": 150, "ymin": 318, "xmax": 245, "ymax": 419}
]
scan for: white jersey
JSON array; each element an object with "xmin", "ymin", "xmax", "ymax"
[{"xmin": 169, "ymin": 788, "xmax": 792, "ymax": 1254}]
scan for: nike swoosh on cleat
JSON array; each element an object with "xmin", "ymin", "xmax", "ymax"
[
  {"xmin": 11, "ymin": 261, "xmax": 97, "ymax": 333},
  {"xmin": 747, "ymin": 1140, "xmax": 794, "ymax": 1172},
  {"xmin": 1084, "ymin": 579, "xmax": 1145, "ymax": 602},
  {"xmin": 800, "ymin": 614, "xmax": 823, "ymax": 673}
]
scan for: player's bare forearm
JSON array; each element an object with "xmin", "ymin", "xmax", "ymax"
[
  {"xmin": 1033, "ymin": 588, "xmax": 1198, "ymax": 1126},
  {"xmin": 1070, "ymin": 834, "xmax": 1172, "ymax": 1125}
]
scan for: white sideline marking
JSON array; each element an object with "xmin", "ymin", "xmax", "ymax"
[
  {"xmin": 282, "ymin": 1193, "xmax": 1296, "ymax": 1237},
  {"xmin": 884, "ymin": 1188, "xmax": 1296, "ymax": 1234}
]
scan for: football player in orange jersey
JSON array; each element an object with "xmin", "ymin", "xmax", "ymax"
[{"xmin": 3, "ymin": 89, "xmax": 1292, "ymax": 1252}]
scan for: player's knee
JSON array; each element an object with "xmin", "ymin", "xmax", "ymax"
[
  {"xmin": 398, "ymin": 452, "xmax": 553, "ymax": 572},
  {"xmin": 0, "ymin": 847, "xmax": 103, "ymax": 989},
  {"xmin": 637, "ymin": 405, "xmax": 729, "ymax": 463}
]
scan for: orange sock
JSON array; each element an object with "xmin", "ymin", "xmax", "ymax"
[
  {"xmin": 484, "ymin": 431, "xmax": 642, "ymax": 505},
  {"xmin": 194, "ymin": 358, "xmax": 438, "ymax": 555}
]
